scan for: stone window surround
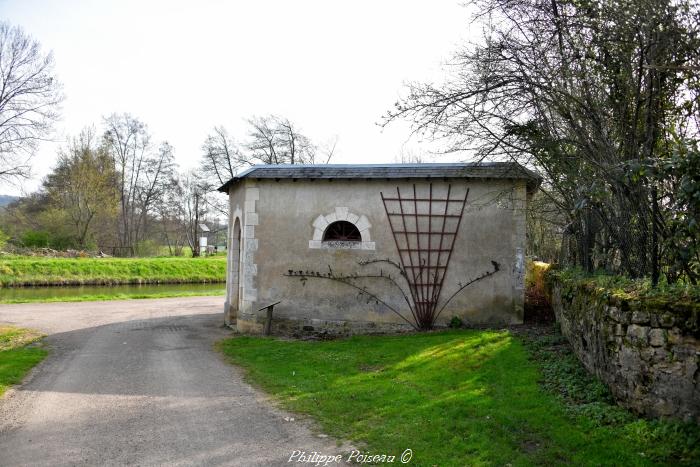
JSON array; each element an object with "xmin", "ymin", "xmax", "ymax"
[{"xmin": 309, "ymin": 207, "xmax": 375, "ymax": 250}]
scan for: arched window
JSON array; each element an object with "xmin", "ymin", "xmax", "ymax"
[{"xmin": 323, "ymin": 221, "xmax": 361, "ymax": 242}]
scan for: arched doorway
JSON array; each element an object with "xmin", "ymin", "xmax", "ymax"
[{"xmin": 227, "ymin": 217, "xmax": 242, "ymax": 323}]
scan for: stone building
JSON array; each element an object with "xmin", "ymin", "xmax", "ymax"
[{"xmin": 218, "ymin": 163, "xmax": 540, "ymax": 335}]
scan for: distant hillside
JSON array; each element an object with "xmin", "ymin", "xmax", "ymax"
[{"xmin": 0, "ymin": 195, "xmax": 19, "ymax": 207}]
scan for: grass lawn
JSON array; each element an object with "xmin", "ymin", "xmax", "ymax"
[
  {"xmin": 0, "ymin": 287, "xmax": 225, "ymax": 304},
  {"xmin": 219, "ymin": 328, "xmax": 700, "ymax": 466},
  {"xmin": 0, "ymin": 256, "xmax": 226, "ymax": 287},
  {"xmin": 0, "ymin": 325, "xmax": 47, "ymax": 397}
]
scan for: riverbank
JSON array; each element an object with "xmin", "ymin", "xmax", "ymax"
[
  {"xmin": 0, "ymin": 256, "xmax": 227, "ymax": 287},
  {"xmin": 0, "ymin": 283, "xmax": 225, "ymax": 304}
]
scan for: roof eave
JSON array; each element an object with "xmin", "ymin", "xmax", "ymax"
[{"xmin": 216, "ymin": 163, "xmax": 543, "ymax": 193}]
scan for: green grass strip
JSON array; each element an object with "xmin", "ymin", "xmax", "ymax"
[
  {"xmin": 0, "ymin": 288, "xmax": 225, "ymax": 304},
  {"xmin": 219, "ymin": 330, "xmax": 698, "ymax": 466},
  {"xmin": 0, "ymin": 256, "xmax": 226, "ymax": 287},
  {"xmin": 0, "ymin": 326, "xmax": 47, "ymax": 397}
]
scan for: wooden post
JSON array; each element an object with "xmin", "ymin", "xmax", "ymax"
[
  {"xmin": 264, "ymin": 306, "xmax": 273, "ymax": 336},
  {"xmin": 258, "ymin": 301, "xmax": 281, "ymax": 336}
]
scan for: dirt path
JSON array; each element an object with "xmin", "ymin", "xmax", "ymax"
[{"xmin": 0, "ymin": 297, "xmax": 343, "ymax": 466}]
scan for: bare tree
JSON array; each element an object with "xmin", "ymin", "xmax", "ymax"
[
  {"xmin": 179, "ymin": 171, "xmax": 208, "ymax": 257},
  {"xmin": 201, "ymin": 126, "xmax": 245, "ymax": 188},
  {"xmin": 151, "ymin": 169, "xmax": 208, "ymax": 257},
  {"xmin": 0, "ymin": 22, "xmax": 63, "ymax": 184},
  {"xmin": 154, "ymin": 172, "xmax": 187, "ymax": 256},
  {"xmin": 103, "ymin": 113, "xmax": 175, "ymax": 254},
  {"xmin": 385, "ymin": 0, "xmax": 700, "ymax": 281},
  {"xmin": 200, "ymin": 115, "xmax": 334, "ymax": 215},
  {"xmin": 246, "ymin": 115, "xmax": 316, "ymax": 165},
  {"xmin": 394, "ymin": 147, "xmax": 425, "ymax": 164},
  {"xmin": 199, "ymin": 126, "xmax": 245, "ymax": 217}
]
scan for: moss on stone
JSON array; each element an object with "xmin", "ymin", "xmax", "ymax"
[{"xmin": 547, "ymin": 268, "xmax": 700, "ymax": 316}]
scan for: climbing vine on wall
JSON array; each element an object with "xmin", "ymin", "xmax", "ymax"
[{"xmin": 285, "ymin": 184, "xmax": 501, "ymax": 330}]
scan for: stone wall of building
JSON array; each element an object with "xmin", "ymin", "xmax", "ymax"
[
  {"xmin": 236, "ymin": 313, "xmax": 414, "ymax": 338},
  {"xmin": 227, "ymin": 178, "xmax": 529, "ymax": 334},
  {"xmin": 550, "ymin": 279, "xmax": 699, "ymax": 422}
]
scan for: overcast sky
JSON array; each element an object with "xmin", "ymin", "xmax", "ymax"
[{"xmin": 0, "ymin": 0, "xmax": 475, "ymax": 195}]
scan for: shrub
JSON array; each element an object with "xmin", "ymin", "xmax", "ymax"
[
  {"xmin": 21, "ymin": 230, "xmax": 50, "ymax": 248},
  {"xmin": 133, "ymin": 240, "xmax": 160, "ymax": 257},
  {"xmin": 19, "ymin": 230, "xmax": 77, "ymax": 250},
  {"xmin": 0, "ymin": 228, "xmax": 8, "ymax": 249},
  {"xmin": 48, "ymin": 234, "xmax": 76, "ymax": 250},
  {"xmin": 525, "ymin": 260, "xmax": 552, "ymax": 297}
]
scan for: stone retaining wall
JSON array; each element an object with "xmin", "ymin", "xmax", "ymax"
[{"xmin": 550, "ymin": 280, "xmax": 699, "ymax": 422}]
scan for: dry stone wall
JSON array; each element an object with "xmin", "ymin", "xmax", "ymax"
[{"xmin": 550, "ymin": 280, "xmax": 699, "ymax": 423}]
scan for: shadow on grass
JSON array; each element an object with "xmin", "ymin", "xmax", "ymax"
[{"xmin": 219, "ymin": 330, "xmax": 696, "ymax": 466}]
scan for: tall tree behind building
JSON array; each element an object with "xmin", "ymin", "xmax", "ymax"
[{"xmin": 200, "ymin": 115, "xmax": 336, "ymax": 216}]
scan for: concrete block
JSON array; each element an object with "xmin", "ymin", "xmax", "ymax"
[
  {"xmin": 619, "ymin": 345, "xmax": 642, "ymax": 372},
  {"xmin": 652, "ymin": 348, "xmax": 669, "ymax": 363},
  {"xmin": 246, "ymin": 187, "xmax": 260, "ymax": 201},
  {"xmin": 650, "ymin": 314, "xmax": 660, "ymax": 327},
  {"xmin": 313, "ymin": 215, "xmax": 328, "ymax": 229},
  {"xmin": 243, "ymin": 288, "xmax": 258, "ymax": 301},
  {"xmin": 627, "ymin": 324, "xmax": 649, "ymax": 343},
  {"xmin": 659, "ymin": 313, "xmax": 675, "ymax": 328},
  {"xmin": 239, "ymin": 300, "xmax": 253, "ymax": 314},
  {"xmin": 356, "ymin": 215, "xmax": 371, "ymax": 231},
  {"xmin": 649, "ymin": 329, "xmax": 666, "ymax": 347},
  {"xmin": 607, "ymin": 306, "xmax": 622, "ymax": 322},
  {"xmin": 632, "ymin": 311, "xmax": 650, "ymax": 325},
  {"xmin": 244, "ymin": 199, "xmax": 257, "ymax": 213},
  {"xmin": 640, "ymin": 347, "xmax": 655, "ymax": 362},
  {"xmin": 245, "ymin": 212, "xmax": 259, "ymax": 226},
  {"xmin": 335, "ymin": 207, "xmax": 349, "ymax": 220}
]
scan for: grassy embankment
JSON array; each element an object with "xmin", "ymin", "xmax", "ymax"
[
  {"xmin": 0, "ymin": 256, "xmax": 226, "ymax": 303},
  {"xmin": 0, "ymin": 325, "xmax": 47, "ymax": 396},
  {"xmin": 219, "ymin": 329, "xmax": 700, "ymax": 466}
]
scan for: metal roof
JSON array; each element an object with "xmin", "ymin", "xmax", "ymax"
[{"xmin": 217, "ymin": 162, "xmax": 541, "ymax": 193}]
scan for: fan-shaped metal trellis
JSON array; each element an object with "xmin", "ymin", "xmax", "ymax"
[{"xmin": 380, "ymin": 184, "xmax": 468, "ymax": 328}]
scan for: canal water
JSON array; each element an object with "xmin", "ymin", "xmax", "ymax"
[{"xmin": 0, "ymin": 283, "xmax": 225, "ymax": 302}]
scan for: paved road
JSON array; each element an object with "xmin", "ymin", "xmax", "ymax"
[{"xmin": 0, "ymin": 297, "xmax": 345, "ymax": 466}]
